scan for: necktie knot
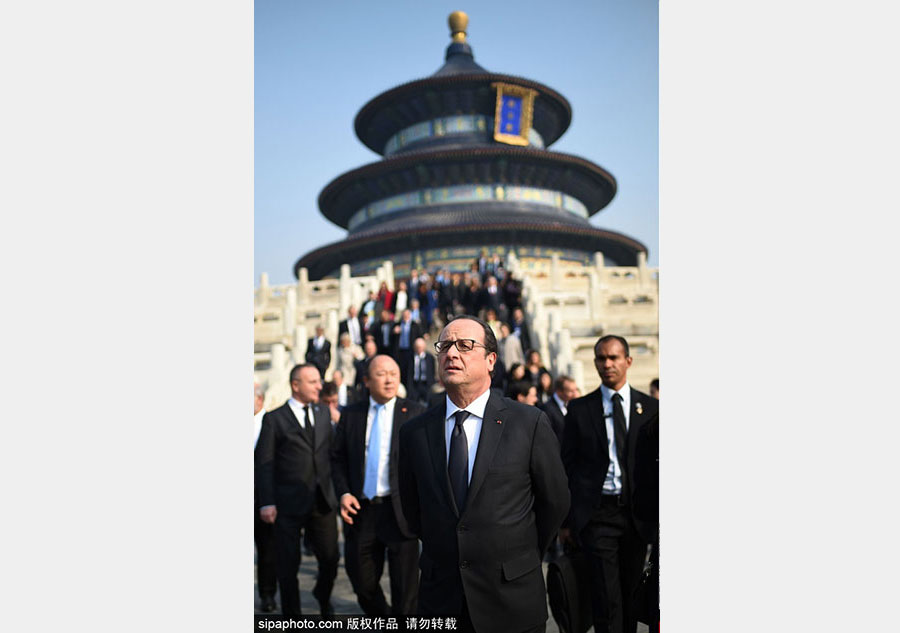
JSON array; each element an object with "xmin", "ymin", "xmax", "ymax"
[
  {"xmin": 612, "ymin": 393, "xmax": 623, "ymax": 404},
  {"xmin": 453, "ymin": 410, "xmax": 470, "ymax": 434}
]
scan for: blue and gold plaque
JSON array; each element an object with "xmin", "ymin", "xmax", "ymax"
[{"xmin": 491, "ymin": 82, "xmax": 538, "ymax": 146}]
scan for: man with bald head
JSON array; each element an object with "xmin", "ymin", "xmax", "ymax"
[
  {"xmin": 399, "ymin": 316, "xmax": 569, "ymax": 633},
  {"xmin": 331, "ymin": 355, "xmax": 426, "ymax": 615},
  {"xmin": 405, "ymin": 336, "xmax": 435, "ymax": 406}
]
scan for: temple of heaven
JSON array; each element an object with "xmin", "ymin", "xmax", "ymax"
[{"xmin": 294, "ymin": 11, "xmax": 648, "ymax": 281}]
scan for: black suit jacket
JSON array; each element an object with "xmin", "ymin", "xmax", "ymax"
[
  {"xmin": 373, "ymin": 321, "xmax": 394, "ymax": 355},
  {"xmin": 399, "ymin": 392, "xmax": 570, "ymax": 633},
  {"xmin": 511, "ymin": 320, "xmax": 532, "ymax": 353},
  {"xmin": 560, "ymin": 386, "xmax": 658, "ymax": 539},
  {"xmin": 305, "ymin": 338, "xmax": 331, "ymax": 375},
  {"xmin": 540, "ymin": 396, "xmax": 566, "ymax": 444},
  {"xmin": 255, "ymin": 401, "xmax": 338, "ymax": 516},
  {"xmin": 405, "ymin": 353, "xmax": 435, "ymax": 391},
  {"xmin": 632, "ymin": 416, "xmax": 659, "ymax": 542},
  {"xmin": 338, "ymin": 317, "xmax": 363, "ymax": 345},
  {"xmin": 331, "ymin": 397, "xmax": 426, "ymax": 538}
]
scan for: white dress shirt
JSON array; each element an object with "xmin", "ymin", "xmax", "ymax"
[
  {"xmin": 444, "ymin": 388, "xmax": 491, "ymax": 483},
  {"xmin": 364, "ymin": 396, "xmax": 396, "ymax": 497},
  {"xmin": 394, "ymin": 290, "xmax": 408, "ymax": 315},
  {"xmin": 287, "ymin": 397, "xmax": 312, "ymax": 429},
  {"xmin": 347, "ymin": 318, "xmax": 361, "ymax": 345},
  {"xmin": 600, "ymin": 383, "xmax": 631, "ymax": 494},
  {"xmin": 413, "ymin": 353, "xmax": 427, "ymax": 381},
  {"xmin": 552, "ymin": 392, "xmax": 568, "ymax": 417},
  {"xmin": 337, "ymin": 383, "xmax": 349, "ymax": 407}
]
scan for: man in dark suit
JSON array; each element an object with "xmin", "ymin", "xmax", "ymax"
[
  {"xmin": 374, "ymin": 309, "xmax": 395, "ymax": 357},
  {"xmin": 355, "ymin": 339, "xmax": 379, "ymax": 393},
  {"xmin": 399, "ymin": 315, "xmax": 569, "ymax": 633},
  {"xmin": 559, "ymin": 335, "xmax": 659, "ymax": 633},
  {"xmin": 510, "ymin": 307, "xmax": 532, "ymax": 354},
  {"xmin": 391, "ymin": 309, "xmax": 422, "ymax": 384},
  {"xmin": 255, "ymin": 364, "xmax": 340, "ymax": 617},
  {"xmin": 405, "ymin": 337, "xmax": 435, "ymax": 406},
  {"xmin": 540, "ymin": 374, "xmax": 578, "ymax": 444},
  {"xmin": 338, "ymin": 305, "xmax": 364, "ymax": 347},
  {"xmin": 305, "ymin": 326, "xmax": 331, "ymax": 379},
  {"xmin": 331, "ymin": 355, "xmax": 425, "ymax": 615},
  {"xmin": 475, "ymin": 275, "xmax": 504, "ymax": 321}
]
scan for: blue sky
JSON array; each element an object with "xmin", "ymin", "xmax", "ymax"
[{"xmin": 255, "ymin": 0, "xmax": 658, "ymax": 285}]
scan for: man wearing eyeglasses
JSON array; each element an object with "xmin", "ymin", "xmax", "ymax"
[{"xmin": 399, "ymin": 315, "xmax": 569, "ymax": 633}]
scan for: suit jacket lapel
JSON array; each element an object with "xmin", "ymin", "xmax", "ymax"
[
  {"xmin": 313, "ymin": 404, "xmax": 328, "ymax": 451},
  {"xmin": 626, "ymin": 387, "xmax": 649, "ymax": 457},
  {"xmin": 424, "ymin": 401, "xmax": 458, "ymax": 516},
  {"xmin": 466, "ymin": 393, "xmax": 507, "ymax": 510},
  {"xmin": 283, "ymin": 403, "xmax": 312, "ymax": 447},
  {"xmin": 588, "ymin": 388, "xmax": 608, "ymax": 445},
  {"xmin": 389, "ymin": 399, "xmax": 411, "ymax": 489},
  {"xmin": 390, "ymin": 399, "xmax": 410, "ymax": 462}
]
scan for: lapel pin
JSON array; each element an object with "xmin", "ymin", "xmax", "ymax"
[
  {"xmin": 496, "ymin": 419, "xmax": 502, "ymax": 424},
  {"xmin": 636, "ymin": 402, "xmax": 643, "ymax": 415},
  {"xmin": 401, "ymin": 407, "xmax": 407, "ymax": 413}
]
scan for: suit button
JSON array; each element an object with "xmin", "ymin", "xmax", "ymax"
[
  {"xmin": 460, "ymin": 560, "xmax": 469, "ymax": 569},
  {"xmin": 457, "ymin": 524, "xmax": 467, "ymax": 532}
]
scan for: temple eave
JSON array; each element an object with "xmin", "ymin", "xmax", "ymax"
[{"xmin": 294, "ymin": 223, "xmax": 646, "ymax": 280}]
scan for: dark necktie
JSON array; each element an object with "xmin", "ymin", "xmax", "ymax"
[
  {"xmin": 448, "ymin": 410, "xmax": 470, "ymax": 513},
  {"xmin": 612, "ymin": 393, "xmax": 628, "ymax": 491},
  {"xmin": 303, "ymin": 405, "xmax": 315, "ymax": 445}
]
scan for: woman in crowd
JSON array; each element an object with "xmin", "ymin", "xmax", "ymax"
[
  {"xmin": 335, "ymin": 332, "xmax": 362, "ymax": 385},
  {"xmin": 525, "ymin": 349, "xmax": 551, "ymax": 398}
]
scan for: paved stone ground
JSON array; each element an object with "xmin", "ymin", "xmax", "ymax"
[{"xmin": 255, "ymin": 530, "xmax": 649, "ymax": 633}]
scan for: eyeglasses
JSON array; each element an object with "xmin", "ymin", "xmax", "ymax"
[{"xmin": 434, "ymin": 338, "xmax": 487, "ymax": 354}]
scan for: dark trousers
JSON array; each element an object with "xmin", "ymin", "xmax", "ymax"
[
  {"xmin": 397, "ymin": 349, "xmax": 413, "ymax": 385},
  {"xmin": 273, "ymin": 494, "xmax": 339, "ymax": 617},
  {"xmin": 254, "ymin": 507, "xmax": 277, "ymax": 600},
  {"xmin": 579, "ymin": 499, "xmax": 646, "ymax": 633},
  {"xmin": 343, "ymin": 497, "xmax": 418, "ymax": 615},
  {"xmin": 457, "ymin": 598, "xmax": 546, "ymax": 633}
]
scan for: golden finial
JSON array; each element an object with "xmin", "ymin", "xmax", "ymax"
[{"xmin": 448, "ymin": 11, "xmax": 469, "ymax": 43}]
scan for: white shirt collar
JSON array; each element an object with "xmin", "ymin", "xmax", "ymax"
[
  {"xmin": 369, "ymin": 395, "xmax": 397, "ymax": 413},
  {"xmin": 445, "ymin": 387, "xmax": 492, "ymax": 422},
  {"xmin": 600, "ymin": 382, "xmax": 631, "ymax": 405},
  {"xmin": 552, "ymin": 392, "xmax": 568, "ymax": 415},
  {"xmin": 288, "ymin": 397, "xmax": 314, "ymax": 426}
]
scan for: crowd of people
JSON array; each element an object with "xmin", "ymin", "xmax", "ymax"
[
  {"xmin": 308, "ymin": 263, "xmax": 558, "ymax": 418},
  {"xmin": 254, "ymin": 259, "xmax": 660, "ymax": 633}
]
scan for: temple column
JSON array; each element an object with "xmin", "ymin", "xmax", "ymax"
[
  {"xmin": 283, "ymin": 287, "xmax": 297, "ymax": 339},
  {"xmin": 339, "ymin": 264, "xmax": 352, "ymax": 315},
  {"xmin": 258, "ymin": 272, "xmax": 270, "ymax": 306},
  {"xmin": 298, "ymin": 267, "xmax": 310, "ymax": 304},
  {"xmin": 293, "ymin": 325, "xmax": 308, "ymax": 365},
  {"xmin": 550, "ymin": 253, "xmax": 562, "ymax": 289}
]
